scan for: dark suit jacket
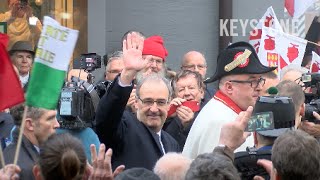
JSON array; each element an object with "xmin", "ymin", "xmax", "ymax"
[
  {"xmin": 0, "ymin": 112, "xmax": 14, "ymax": 149},
  {"xmin": 95, "ymin": 77, "xmax": 179, "ymax": 170},
  {"xmin": 203, "ymin": 84, "xmax": 216, "ymax": 105},
  {"xmin": 3, "ymin": 129, "xmax": 38, "ymax": 180}
]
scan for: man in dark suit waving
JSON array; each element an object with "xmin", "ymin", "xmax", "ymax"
[{"xmin": 95, "ymin": 32, "xmax": 179, "ymax": 170}]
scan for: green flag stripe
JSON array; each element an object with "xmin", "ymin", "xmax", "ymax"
[{"xmin": 26, "ymin": 62, "xmax": 66, "ymax": 109}]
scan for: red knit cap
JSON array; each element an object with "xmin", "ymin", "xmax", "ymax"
[{"xmin": 142, "ymin": 35, "xmax": 168, "ymax": 61}]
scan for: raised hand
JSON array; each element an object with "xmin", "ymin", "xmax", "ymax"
[
  {"xmin": 176, "ymin": 106, "xmax": 194, "ymax": 127},
  {"xmin": 89, "ymin": 144, "xmax": 125, "ymax": 180},
  {"xmin": 122, "ymin": 32, "xmax": 146, "ymax": 72},
  {"xmin": 121, "ymin": 32, "xmax": 146, "ymax": 85},
  {"xmin": 218, "ymin": 106, "xmax": 253, "ymax": 152}
]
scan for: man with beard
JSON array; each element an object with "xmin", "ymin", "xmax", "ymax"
[
  {"xmin": 95, "ymin": 32, "xmax": 179, "ymax": 170},
  {"xmin": 3, "ymin": 103, "xmax": 60, "ymax": 180},
  {"xmin": 127, "ymin": 35, "xmax": 169, "ymax": 113},
  {"xmin": 136, "ymin": 35, "xmax": 168, "ymax": 81},
  {"xmin": 183, "ymin": 42, "xmax": 276, "ymax": 158}
]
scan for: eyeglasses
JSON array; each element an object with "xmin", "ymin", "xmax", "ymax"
[
  {"xmin": 229, "ymin": 77, "xmax": 266, "ymax": 88},
  {"xmin": 137, "ymin": 96, "xmax": 168, "ymax": 107},
  {"xmin": 182, "ymin": 64, "xmax": 207, "ymax": 70}
]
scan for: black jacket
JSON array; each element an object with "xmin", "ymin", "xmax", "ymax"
[
  {"xmin": 3, "ymin": 128, "xmax": 38, "ymax": 180},
  {"xmin": 95, "ymin": 77, "xmax": 179, "ymax": 170},
  {"xmin": 0, "ymin": 112, "xmax": 14, "ymax": 149}
]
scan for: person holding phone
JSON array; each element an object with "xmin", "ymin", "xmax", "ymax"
[
  {"xmin": 163, "ymin": 70, "xmax": 204, "ymax": 151},
  {"xmin": 183, "ymin": 42, "xmax": 276, "ymax": 159},
  {"xmin": 0, "ymin": 0, "xmax": 42, "ymax": 49}
]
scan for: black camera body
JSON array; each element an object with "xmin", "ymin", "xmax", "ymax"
[
  {"xmin": 58, "ymin": 85, "xmax": 95, "ymax": 129},
  {"xmin": 19, "ymin": 0, "xmax": 28, "ymax": 7},
  {"xmin": 301, "ymin": 73, "xmax": 320, "ymax": 122},
  {"xmin": 58, "ymin": 53, "xmax": 102, "ymax": 130},
  {"xmin": 235, "ymin": 148, "xmax": 271, "ymax": 180},
  {"xmin": 77, "ymin": 53, "xmax": 101, "ymax": 72}
]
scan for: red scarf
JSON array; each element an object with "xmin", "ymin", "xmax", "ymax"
[{"xmin": 213, "ymin": 90, "xmax": 242, "ymax": 114}]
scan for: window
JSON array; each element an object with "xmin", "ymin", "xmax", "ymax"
[{"xmin": 0, "ymin": 0, "xmax": 87, "ymax": 58}]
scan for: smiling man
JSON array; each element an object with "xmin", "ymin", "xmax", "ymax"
[
  {"xmin": 182, "ymin": 42, "xmax": 276, "ymax": 159},
  {"xmin": 163, "ymin": 70, "xmax": 204, "ymax": 150},
  {"xmin": 95, "ymin": 33, "xmax": 179, "ymax": 170}
]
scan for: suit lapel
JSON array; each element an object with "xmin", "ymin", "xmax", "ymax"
[
  {"xmin": 142, "ymin": 122, "xmax": 164, "ymax": 155},
  {"xmin": 22, "ymin": 136, "xmax": 39, "ymax": 162},
  {"xmin": 161, "ymin": 132, "xmax": 172, "ymax": 153}
]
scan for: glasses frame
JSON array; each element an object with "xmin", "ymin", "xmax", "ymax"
[
  {"xmin": 137, "ymin": 96, "xmax": 169, "ymax": 107},
  {"xmin": 229, "ymin": 77, "xmax": 266, "ymax": 88}
]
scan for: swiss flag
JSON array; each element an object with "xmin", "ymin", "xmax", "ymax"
[
  {"xmin": 0, "ymin": 33, "xmax": 25, "ymax": 111},
  {"xmin": 249, "ymin": 6, "xmax": 283, "ymax": 53},
  {"xmin": 285, "ymin": 0, "xmax": 317, "ymax": 18}
]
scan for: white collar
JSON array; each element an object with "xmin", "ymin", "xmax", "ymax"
[{"xmin": 20, "ymin": 72, "xmax": 29, "ymax": 87}]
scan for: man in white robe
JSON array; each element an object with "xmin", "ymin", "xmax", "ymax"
[{"xmin": 183, "ymin": 42, "xmax": 276, "ymax": 159}]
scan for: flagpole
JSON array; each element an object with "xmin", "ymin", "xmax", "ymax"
[
  {"xmin": 0, "ymin": 143, "xmax": 5, "ymax": 169},
  {"xmin": 307, "ymin": 40, "xmax": 320, "ymax": 47},
  {"xmin": 13, "ymin": 106, "xmax": 28, "ymax": 165}
]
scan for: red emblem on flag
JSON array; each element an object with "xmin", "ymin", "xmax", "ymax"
[
  {"xmin": 279, "ymin": 56, "xmax": 288, "ymax": 69},
  {"xmin": 312, "ymin": 62, "xmax": 320, "ymax": 72},
  {"xmin": 287, "ymin": 43, "xmax": 299, "ymax": 63},
  {"xmin": 264, "ymin": 35, "xmax": 275, "ymax": 50},
  {"xmin": 265, "ymin": 15, "xmax": 274, "ymax": 27},
  {"xmin": 254, "ymin": 41, "xmax": 260, "ymax": 53}
]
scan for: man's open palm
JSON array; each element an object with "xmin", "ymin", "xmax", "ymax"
[{"xmin": 122, "ymin": 32, "xmax": 146, "ymax": 72}]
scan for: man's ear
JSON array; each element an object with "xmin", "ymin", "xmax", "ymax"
[
  {"xmin": 271, "ymin": 166, "xmax": 281, "ymax": 180},
  {"xmin": 300, "ymin": 103, "xmax": 305, "ymax": 117},
  {"xmin": 25, "ymin": 118, "xmax": 35, "ymax": 131},
  {"xmin": 224, "ymin": 81, "xmax": 234, "ymax": 95},
  {"xmin": 199, "ymin": 87, "xmax": 205, "ymax": 99},
  {"xmin": 33, "ymin": 165, "xmax": 43, "ymax": 180}
]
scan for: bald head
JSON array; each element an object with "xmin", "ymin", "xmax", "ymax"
[
  {"xmin": 154, "ymin": 153, "xmax": 192, "ymax": 180},
  {"xmin": 181, "ymin": 51, "xmax": 207, "ymax": 79}
]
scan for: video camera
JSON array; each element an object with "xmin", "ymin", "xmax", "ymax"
[
  {"xmin": 235, "ymin": 95, "xmax": 295, "ymax": 180},
  {"xmin": 301, "ymin": 73, "xmax": 320, "ymax": 122},
  {"xmin": 57, "ymin": 53, "xmax": 101, "ymax": 130}
]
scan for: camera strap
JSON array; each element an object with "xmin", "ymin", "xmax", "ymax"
[{"xmin": 82, "ymin": 81, "xmax": 100, "ymax": 112}]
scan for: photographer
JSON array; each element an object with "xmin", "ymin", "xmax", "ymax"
[
  {"xmin": 290, "ymin": 72, "xmax": 320, "ymax": 139},
  {"xmin": 300, "ymin": 113, "xmax": 320, "ymax": 138},
  {"xmin": 0, "ymin": 0, "xmax": 42, "ymax": 49},
  {"xmin": 57, "ymin": 65, "xmax": 101, "ymax": 164},
  {"xmin": 235, "ymin": 83, "xmax": 298, "ymax": 180}
]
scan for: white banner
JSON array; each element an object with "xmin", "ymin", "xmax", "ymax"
[
  {"xmin": 258, "ymin": 27, "xmax": 307, "ymax": 77},
  {"xmin": 34, "ymin": 16, "xmax": 79, "ymax": 71}
]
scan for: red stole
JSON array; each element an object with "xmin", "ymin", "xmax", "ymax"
[{"xmin": 213, "ymin": 90, "xmax": 242, "ymax": 114}]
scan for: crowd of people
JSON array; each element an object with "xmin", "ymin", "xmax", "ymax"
[{"xmin": 1, "ymin": 24, "xmax": 320, "ymax": 180}]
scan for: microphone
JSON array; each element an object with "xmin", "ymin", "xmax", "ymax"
[{"xmin": 267, "ymin": 87, "xmax": 278, "ymax": 96}]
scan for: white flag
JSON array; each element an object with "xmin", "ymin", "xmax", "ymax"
[
  {"xmin": 310, "ymin": 51, "xmax": 320, "ymax": 72},
  {"xmin": 258, "ymin": 27, "xmax": 307, "ymax": 78},
  {"xmin": 275, "ymin": 31, "xmax": 307, "ymax": 67},
  {"xmin": 249, "ymin": 6, "xmax": 283, "ymax": 53},
  {"xmin": 285, "ymin": 0, "xmax": 317, "ymax": 19}
]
